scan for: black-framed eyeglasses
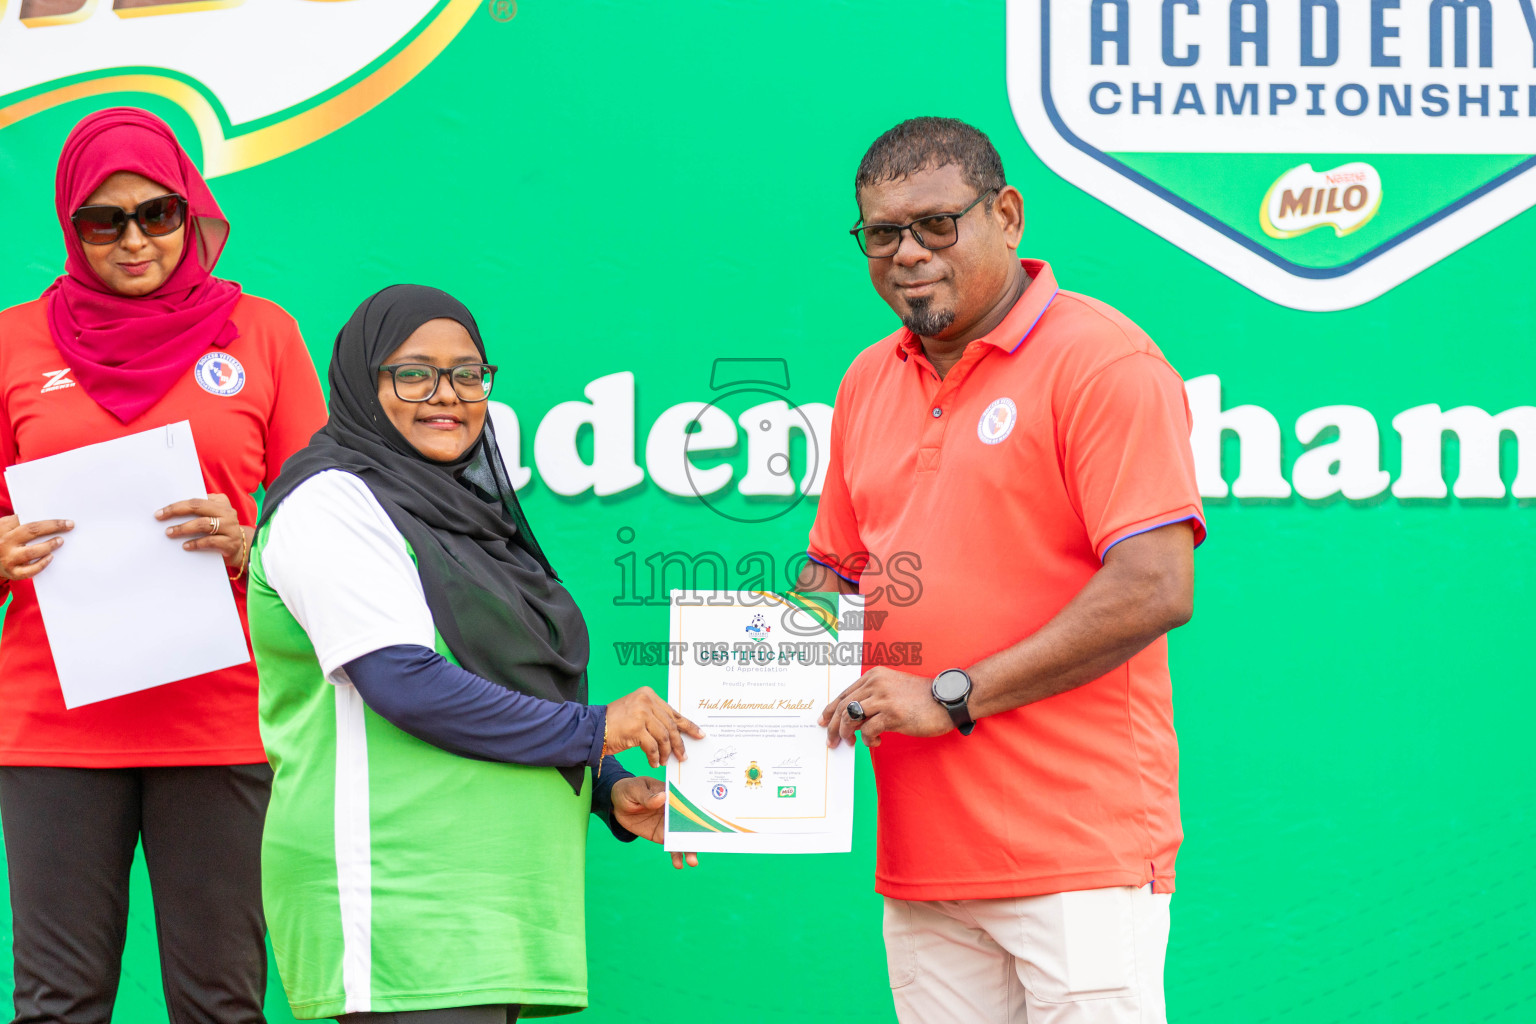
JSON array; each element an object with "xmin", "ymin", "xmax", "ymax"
[
  {"xmin": 71, "ymin": 193, "xmax": 186, "ymax": 246},
  {"xmin": 850, "ymin": 187, "xmax": 998, "ymax": 258},
  {"xmin": 378, "ymin": 363, "xmax": 498, "ymax": 403}
]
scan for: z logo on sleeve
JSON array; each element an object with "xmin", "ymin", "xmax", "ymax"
[{"xmin": 40, "ymin": 368, "xmax": 75, "ymax": 394}]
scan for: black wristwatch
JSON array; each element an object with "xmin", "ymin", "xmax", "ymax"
[{"xmin": 931, "ymin": 668, "xmax": 975, "ymax": 736}]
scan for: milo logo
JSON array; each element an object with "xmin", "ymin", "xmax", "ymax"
[{"xmin": 1262, "ymin": 163, "xmax": 1383, "ymax": 239}]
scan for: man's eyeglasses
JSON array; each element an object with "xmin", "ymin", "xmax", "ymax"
[
  {"xmin": 850, "ymin": 187, "xmax": 998, "ymax": 258},
  {"xmin": 71, "ymin": 194, "xmax": 186, "ymax": 246},
  {"xmin": 378, "ymin": 363, "xmax": 498, "ymax": 403}
]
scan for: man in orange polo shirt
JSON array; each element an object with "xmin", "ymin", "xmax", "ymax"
[{"xmin": 802, "ymin": 118, "xmax": 1204, "ymax": 1023}]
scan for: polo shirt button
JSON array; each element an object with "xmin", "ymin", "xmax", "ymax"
[{"xmin": 932, "ymin": 407, "xmax": 942, "ymax": 418}]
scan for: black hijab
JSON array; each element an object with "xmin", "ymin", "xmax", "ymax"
[{"xmin": 261, "ymin": 285, "xmax": 590, "ymax": 793}]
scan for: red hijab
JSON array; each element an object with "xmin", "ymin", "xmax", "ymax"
[{"xmin": 44, "ymin": 108, "xmax": 243, "ymax": 424}]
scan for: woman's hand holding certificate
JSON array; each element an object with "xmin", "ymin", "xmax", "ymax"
[
  {"xmin": 603, "ymin": 686, "xmax": 705, "ymax": 768},
  {"xmin": 609, "ymin": 776, "xmax": 701, "ymax": 870},
  {"xmin": 601, "ymin": 686, "xmax": 706, "ymax": 870}
]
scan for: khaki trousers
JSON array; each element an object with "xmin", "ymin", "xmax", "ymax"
[{"xmin": 883, "ymin": 885, "xmax": 1171, "ymax": 1024}]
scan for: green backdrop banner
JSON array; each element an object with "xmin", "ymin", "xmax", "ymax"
[{"xmin": 0, "ymin": 1, "xmax": 1532, "ymax": 1021}]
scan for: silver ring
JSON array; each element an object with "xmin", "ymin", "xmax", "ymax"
[
  {"xmin": 847, "ymin": 700, "xmax": 866, "ymax": 722},
  {"xmin": 207, "ymin": 517, "xmax": 221, "ymax": 536}
]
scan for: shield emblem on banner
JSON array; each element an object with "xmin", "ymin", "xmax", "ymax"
[
  {"xmin": 1006, "ymin": 0, "xmax": 1536, "ymax": 311},
  {"xmin": 0, "ymin": 0, "xmax": 477, "ymax": 178}
]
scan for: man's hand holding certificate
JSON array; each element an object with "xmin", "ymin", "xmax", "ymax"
[{"xmin": 664, "ymin": 590, "xmax": 860, "ymax": 855}]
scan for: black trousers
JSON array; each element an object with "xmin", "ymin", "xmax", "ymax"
[{"xmin": 0, "ymin": 764, "xmax": 272, "ymax": 1024}]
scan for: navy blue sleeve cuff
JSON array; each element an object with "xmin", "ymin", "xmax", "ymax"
[
  {"xmin": 591, "ymin": 755, "xmax": 640, "ymax": 842},
  {"xmin": 586, "ymin": 705, "xmax": 608, "ymax": 770}
]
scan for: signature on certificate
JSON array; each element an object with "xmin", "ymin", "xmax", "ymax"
[
  {"xmin": 709, "ymin": 746, "xmax": 739, "ymax": 767},
  {"xmin": 773, "ymin": 756, "xmax": 803, "ymax": 769}
]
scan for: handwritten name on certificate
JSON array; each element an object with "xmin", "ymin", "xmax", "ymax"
[{"xmin": 664, "ymin": 591, "xmax": 861, "ymax": 855}]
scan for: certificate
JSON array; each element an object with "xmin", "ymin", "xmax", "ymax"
[
  {"xmin": 664, "ymin": 590, "xmax": 861, "ymax": 854},
  {"xmin": 4, "ymin": 421, "xmax": 250, "ymax": 708}
]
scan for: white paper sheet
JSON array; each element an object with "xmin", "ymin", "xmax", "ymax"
[
  {"xmin": 664, "ymin": 591, "xmax": 859, "ymax": 855},
  {"xmin": 5, "ymin": 421, "xmax": 251, "ymax": 708}
]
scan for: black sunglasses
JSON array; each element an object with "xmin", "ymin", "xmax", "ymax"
[
  {"xmin": 70, "ymin": 193, "xmax": 186, "ymax": 246},
  {"xmin": 850, "ymin": 188, "xmax": 998, "ymax": 258}
]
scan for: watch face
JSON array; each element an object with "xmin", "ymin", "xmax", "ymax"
[{"xmin": 933, "ymin": 669, "xmax": 970, "ymax": 703}]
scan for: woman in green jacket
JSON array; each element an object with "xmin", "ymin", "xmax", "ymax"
[{"xmin": 249, "ymin": 284, "xmax": 701, "ymax": 1022}]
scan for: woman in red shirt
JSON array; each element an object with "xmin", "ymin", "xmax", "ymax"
[{"xmin": 0, "ymin": 108, "xmax": 326, "ymax": 1023}]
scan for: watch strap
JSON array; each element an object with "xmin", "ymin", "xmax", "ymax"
[{"xmin": 946, "ymin": 703, "xmax": 975, "ymax": 736}]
